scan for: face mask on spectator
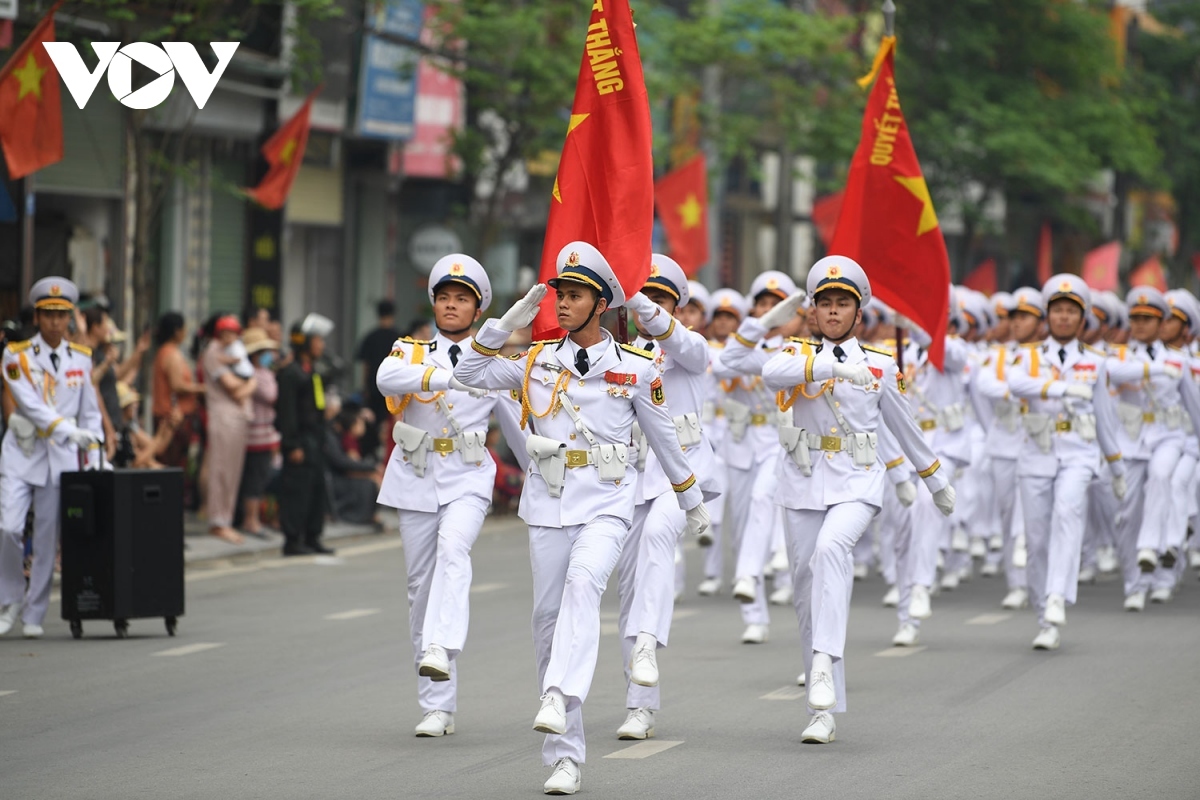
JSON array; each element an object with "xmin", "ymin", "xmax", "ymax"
[{"xmin": 258, "ymin": 352, "xmax": 275, "ymax": 369}]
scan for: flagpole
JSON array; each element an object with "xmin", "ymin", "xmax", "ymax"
[{"xmin": 880, "ymin": 0, "xmax": 904, "ymax": 373}]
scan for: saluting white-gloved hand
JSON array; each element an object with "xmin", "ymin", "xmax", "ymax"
[
  {"xmin": 686, "ymin": 503, "xmax": 711, "ymax": 539},
  {"xmin": 933, "ymin": 484, "xmax": 956, "ymax": 517},
  {"xmin": 449, "ymin": 376, "xmax": 488, "ymax": 399},
  {"xmin": 758, "ymin": 291, "xmax": 807, "ymax": 331},
  {"xmin": 497, "ymin": 284, "xmax": 548, "ymax": 332},
  {"xmin": 1064, "ymin": 384, "xmax": 1093, "ymax": 400},
  {"xmin": 1162, "ymin": 363, "xmax": 1183, "ymax": 380},
  {"xmin": 1111, "ymin": 473, "xmax": 1128, "ymax": 501},
  {"xmin": 625, "ymin": 292, "xmax": 660, "ymax": 322},
  {"xmin": 895, "ymin": 480, "xmax": 917, "ymax": 508},
  {"xmin": 833, "ymin": 362, "xmax": 875, "ymax": 386}
]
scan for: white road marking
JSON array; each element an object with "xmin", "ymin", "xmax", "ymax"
[
  {"xmin": 338, "ymin": 539, "xmax": 405, "ymax": 558},
  {"xmin": 874, "ymin": 646, "xmax": 927, "ymax": 658},
  {"xmin": 604, "ymin": 740, "xmax": 684, "ymax": 759},
  {"xmin": 966, "ymin": 613, "xmax": 1013, "ymax": 626},
  {"xmin": 471, "ymin": 582, "xmax": 508, "ymax": 594},
  {"xmin": 0, "ymin": 690, "xmax": 16, "ymax": 697},
  {"xmin": 324, "ymin": 608, "xmax": 381, "ymax": 621},
  {"xmin": 672, "ymin": 608, "xmax": 699, "ymax": 621},
  {"xmin": 313, "ymin": 556, "xmax": 344, "ymax": 567},
  {"xmin": 152, "ymin": 642, "xmax": 225, "ymax": 657},
  {"xmin": 760, "ymin": 686, "xmax": 806, "ymax": 701}
]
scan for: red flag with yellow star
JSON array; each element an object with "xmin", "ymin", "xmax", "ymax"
[
  {"xmin": 654, "ymin": 154, "xmax": 709, "ymax": 277},
  {"xmin": 829, "ymin": 36, "xmax": 951, "ymax": 368},
  {"xmin": 244, "ymin": 88, "xmax": 320, "ymax": 210},
  {"xmin": 532, "ymin": 0, "xmax": 654, "ymax": 340},
  {"xmin": 0, "ymin": 6, "xmax": 63, "ymax": 180}
]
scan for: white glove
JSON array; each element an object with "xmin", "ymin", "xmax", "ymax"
[
  {"xmin": 895, "ymin": 480, "xmax": 917, "ymax": 508},
  {"xmin": 497, "ymin": 284, "xmax": 548, "ymax": 332},
  {"xmin": 758, "ymin": 290, "xmax": 807, "ymax": 331},
  {"xmin": 449, "ymin": 376, "xmax": 488, "ymax": 399},
  {"xmin": 1111, "ymin": 473, "xmax": 1127, "ymax": 501},
  {"xmin": 68, "ymin": 429, "xmax": 101, "ymax": 449},
  {"xmin": 1064, "ymin": 384, "xmax": 1093, "ymax": 401},
  {"xmin": 685, "ymin": 503, "xmax": 711, "ymax": 539},
  {"xmin": 833, "ymin": 362, "xmax": 874, "ymax": 386},
  {"xmin": 1163, "ymin": 364, "xmax": 1183, "ymax": 380},
  {"xmin": 625, "ymin": 292, "xmax": 660, "ymax": 322},
  {"xmin": 933, "ymin": 484, "xmax": 956, "ymax": 517}
]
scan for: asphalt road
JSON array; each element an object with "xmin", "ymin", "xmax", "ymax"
[{"xmin": 3, "ymin": 518, "xmax": 1198, "ymax": 799}]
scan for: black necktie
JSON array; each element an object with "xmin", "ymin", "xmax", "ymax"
[
  {"xmin": 50, "ymin": 352, "xmax": 60, "ymax": 372},
  {"xmin": 449, "ymin": 344, "xmax": 461, "ymax": 367},
  {"xmin": 575, "ymin": 347, "xmax": 590, "ymax": 376},
  {"xmin": 1058, "ymin": 347, "xmax": 1067, "ymax": 365},
  {"xmin": 1147, "ymin": 345, "xmax": 1156, "ymax": 360},
  {"xmin": 833, "ymin": 345, "xmax": 846, "ymax": 363}
]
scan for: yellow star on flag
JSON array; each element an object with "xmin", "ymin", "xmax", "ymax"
[
  {"xmin": 278, "ymin": 138, "xmax": 298, "ymax": 166},
  {"xmin": 551, "ymin": 114, "xmax": 590, "ymax": 204},
  {"xmin": 894, "ymin": 175, "xmax": 939, "ymax": 236},
  {"xmin": 677, "ymin": 194, "xmax": 702, "ymax": 229},
  {"xmin": 12, "ymin": 53, "xmax": 47, "ymax": 102}
]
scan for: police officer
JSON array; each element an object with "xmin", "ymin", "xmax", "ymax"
[
  {"xmin": 0, "ymin": 278, "xmax": 104, "ymax": 638},
  {"xmin": 454, "ymin": 242, "xmax": 710, "ymax": 796},
  {"xmin": 275, "ymin": 314, "xmax": 336, "ymax": 557},
  {"xmin": 375, "ymin": 255, "xmax": 526, "ymax": 738}
]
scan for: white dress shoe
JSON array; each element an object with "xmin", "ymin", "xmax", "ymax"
[
  {"xmin": 616, "ymin": 708, "xmax": 655, "ymax": 740},
  {"xmin": 796, "ymin": 672, "xmax": 806, "ymax": 687},
  {"xmin": 939, "ymin": 571, "xmax": 959, "ymax": 591},
  {"xmin": 22, "ymin": 622, "xmax": 44, "ymax": 639},
  {"xmin": 957, "ymin": 565, "xmax": 973, "ymax": 583},
  {"xmin": 1013, "ymin": 536, "xmax": 1028, "ymax": 568},
  {"xmin": 732, "ymin": 576, "xmax": 757, "ymax": 604},
  {"xmin": 807, "ymin": 670, "xmax": 836, "ymax": 710},
  {"xmin": 769, "ymin": 586, "xmax": 793, "ymax": 606},
  {"xmin": 741, "ymin": 624, "xmax": 768, "ymax": 644},
  {"xmin": 951, "ymin": 528, "xmax": 969, "ymax": 552},
  {"xmin": 1044, "ymin": 593, "xmax": 1067, "ymax": 627},
  {"xmin": 852, "ymin": 562, "xmax": 869, "ymax": 581},
  {"xmin": 801, "ymin": 711, "xmax": 836, "ymax": 744},
  {"xmin": 1188, "ymin": 549, "xmax": 1200, "ymax": 570},
  {"xmin": 908, "ymin": 585, "xmax": 932, "ymax": 620},
  {"xmin": 533, "ymin": 693, "xmax": 567, "ymax": 734},
  {"xmin": 1150, "ymin": 587, "xmax": 1173, "ymax": 604},
  {"xmin": 697, "ymin": 577, "xmax": 721, "ymax": 596},
  {"xmin": 1032, "ymin": 626, "xmax": 1061, "ymax": 651},
  {"xmin": 988, "ymin": 534, "xmax": 1004, "ymax": 552},
  {"xmin": 414, "ymin": 710, "xmax": 455, "ymax": 737},
  {"xmin": 881, "ymin": 585, "xmax": 899, "ymax": 607},
  {"xmin": 891, "ymin": 623, "xmax": 919, "ymax": 647},
  {"xmin": 980, "ymin": 561, "xmax": 1000, "ymax": 577},
  {"xmin": 770, "ymin": 548, "xmax": 790, "ymax": 574},
  {"xmin": 1001, "ymin": 587, "xmax": 1028, "ymax": 610},
  {"xmin": 968, "ymin": 537, "xmax": 987, "ymax": 558},
  {"xmin": 1137, "ymin": 548, "xmax": 1159, "ymax": 573},
  {"xmin": 1124, "ymin": 591, "xmax": 1147, "ymax": 612},
  {"xmin": 544, "ymin": 758, "xmax": 581, "ymax": 795},
  {"xmin": 0, "ymin": 604, "xmax": 18, "ymax": 637},
  {"xmin": 629, "ymin": 642, "xmax": 659, "ymax": 687},
  {"xmin": 1098, "ymin": 546, "xmax": 1120, "ymax": 573},
  {"xmin": 1077, "ymin": 565, "xmax": 1097, "ymax": 584},
  {"xmin": 418, "ymin": 643, "xmax": 451, "ymax": 682}
]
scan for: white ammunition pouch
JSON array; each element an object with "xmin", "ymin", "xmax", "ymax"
[
  {"xmin": 1163, "ymin": 405, "xmax": 1185, "ymax": 431},
  {"xmin": 393, "ymin": 420, "xmax": 431, "ymax": 478},
  {"xmin": 674, "ymin": 412, "xmax": 703, "ymax": 448},
  {"xmin": 1022, "ymin": 412, "xmax": 1052, "ymax": 454},
  {"xmin": 7, "ymin": 412, "xmax": 38, "ymax": 457},
  {"xmin": 993, "ymin": 400, "xmax": 1019, "ymax": 434},
  {"xmin": 725, "ymin": 399, "xmax": 751, "ymax": 443},
  {"xmin": 939, "ymin": 402, "xmax": 966, "ymax": 433},
  {"xmin": 848, "ymin": 431, "xmax": 880, "ymax": 467},
  {"xmin": 778, "ymin": 425, "xmax": 813, "ymax": 477},
  {"xmin": 631, "ymin": 422, "xmax": 648, "ymax": 471},
  {"xmin": 701, "ymin": 400, "xmax": 716, "ymax": 426},
  {"xmin": 1117, "ymin": 402, "xmax": 1144, "ymax": 441},
  {"xmin": 591, "ymin": 443, "xmax": 630, "ymax": 483},
  {"xmin": 526, "ymin": 435, "xmax": 567, "ymax": 498},
  {"xmin": 458, "ymin": 430, "xmax": 488, "ymax": 465},
  {"xmin": 1073, "ymin": 413, "xmax": 1098, "ymax": 443}
]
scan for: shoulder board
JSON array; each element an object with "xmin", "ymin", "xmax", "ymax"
[
  {"xmin": 619, "ymin": 343, "xmax": 654, "ymax": 359},
  {"xmin": 68, "ymin": 342, "xmax": 92, "ymax": 357},
  {"xmin": 708, "ymin": 340, "xmax": 726, "ymax": 349},
  {"xmin": 534, "ymin": 337, "xmax": 564, "ymax": 346},
  {"xmin": 862, "ymin": 344, "xmax": 895, "ymax": 357},
  {"xmin": 1020, "ymin": 342, "xmax": 1040, "ymax": 349},
  {"xmin": 399, "ymin": 337, "xmax": 435, "ymax": 347},
  {"xmin": 1084, "ymin": 344, "xmax": 1107, "ymax": 356},
  {"xmin": 6, "ymin": 340, "xmax": 32, "ymax": 354}
]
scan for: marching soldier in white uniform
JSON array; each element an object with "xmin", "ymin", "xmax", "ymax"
[
  {"xmin": 454, "ymin": 242, "xmax": 709, "ymax": 795},
  {"xmin": 615, "ymin": 256, "xmax": 720, "ymax": 741},
  {"xmin": 375, "ymin": 255, "xmax": 526, "ymax": 738},
  {"xmin": 724, "ymin": 256, "xmax": 954, "ymax": 744},
  {"xmin": 0, "ymin": 278, "xmax": 104, "ymax": 638},
  {"xmin": 1004, "ymin": 275, "xmax": 1127, "ymax": 650}
]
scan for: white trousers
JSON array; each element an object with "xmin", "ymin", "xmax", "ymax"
[
  {"xmin": 617, "ymin": 493, "xmax": 685, "ymax": 710},
  {"xmin": 397, "ymin": 495, "xmax": 490, "ymax": 714},
  {"xmin": 785, "ymin": 502, "xmax": 879, "ymax": 715},
  {"xmin": 1084, "ymin": 470, "xmax": 1118, "ymax": 571},
  {"xmin": 910, "ymin": 479, "xmax": 948, "ymax": 588},
  {"xmin": 885, "ymin": 480, "xmax": 918, "ymax": 627},
  {"xmin": 702, "ymin": 456, "xmax": 728, "ymax": 581},
  {"xmin": 1138, "ymin": 439, "xmax": 1185, "ymax": 554},
  {"xmin": 1019, "ymin": 466, "xmax": 1092, "ymax": 625},
  {"xmin": 0, "ymin": 474, "xmax": 59, "ymax": 626},
  {"xmin": 1115, "ymin": 459, "xmax": 1150, "ymax": 596},
  {"xmin": 726, "ymin": 452, "xmax": 778, "ymax": 625},
  {"xmin": 989, "ymin": 457, "xmax": 1027, "ymax": 590},
  {"xmin": 531, "ymin": 516, "xmax": 629, "ymax": 766}
]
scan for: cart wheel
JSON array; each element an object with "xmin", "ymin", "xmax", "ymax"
[
  {"xmin": 114, "ymin": 620, "xmax": 129, "ymax": 639},
  {"xmin": 69, "ymin": 619, "xmax": 83, "ymax": 639},
  {"xmin": 165, "ymin": 617, "xmax": 177, "ymax": 637}
]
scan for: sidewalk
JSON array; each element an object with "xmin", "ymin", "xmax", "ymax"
[{"xmin": 182, "ymin": 514, "xmax": 384, "ymax": 564}]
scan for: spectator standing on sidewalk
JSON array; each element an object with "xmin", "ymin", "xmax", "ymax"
[
  {"xmin": 152, "ymin": 312, "xmax": 206, "ymax": 508},
  {"xmin": 356, "ymin": 299, "xmax": 400, "ymax": 458},
  {"xmin": 201, "ymin": 316, "xmax": 256, "ymax": 545},
  {"xmin": 240, "ymin": 328, "xmax": 281, "ymax": 539}
]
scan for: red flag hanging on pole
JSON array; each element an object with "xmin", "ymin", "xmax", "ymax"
[
  {"xmin": 963, "ymin": 259, "xmax": 997, "ymax": 295},
  {"xmin": 244, "ymin": 87, "xmax": 321, "ymax": 210},
  {"xmin": 1081, "ymin": 241, "xmax": 1121, "ymax": 291},
  {"xmin": 532, "ymin": 0, "xmax": 654, "ymax": 341},
  {"xmin": 1036, "ymin": 222, "xmax": 1053, "ymax": 285},
  {"xmin": 828, "ymin": 36, "xmax": 951, "ymax": 368},
  {"xmin": 811, "ymin": 190, "xmax": 845, "ymax": 250},
  {"xmin": 1129, "ymin": 254, "xmax": 1167, "ymax": 291},
  {"xmin": 654, "ymin": 153, "xmax": 709, "ymax": 277},
  {"xmin": 0, "ymin": 3, "xmax": 64, "ymax": 179}
]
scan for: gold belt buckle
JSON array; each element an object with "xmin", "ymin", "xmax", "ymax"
[
  {"xmin": 432, "ymin": 438, "xmax": 456, "ymax": 453},
  {"xmin": 1055, "ymin": 421, "xmax": 1072, "ymax": 433},
  {"xmin": 565, "ymin": 449, "xmax": 590, "ymax": 468},
  {"xmin": 1143, "ymin": 413, "xmax": 1156, "ymax": 423},
  {"xmin": 750, "ymin": 414, "xmax": 768, "ymax": 425},
  {"xmin": 919, "ymin": 419, "xmax": 937, "ymax": 431},
  {"xmin": 715, "ymin": 408, "xmax": 726, "ymax": 417},
  {"xmin": 820, "ymin": 435, "xmax": 842, "ymax": 452}
]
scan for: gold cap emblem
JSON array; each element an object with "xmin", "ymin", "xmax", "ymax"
[
  {"xmin": 1059, "ymin": 280, "xmax": 1072, "ymax": 292},
  {"xmin": 827, "ymin": 266, "xmax": 841, "ymax": 278},
  {"xmin": 766, "ymin": 278, "xmax": 779, "ymax": 289},
  {"xmin": 1139, "ymin": 294, "xmax": 1148, "ymax": 305},
  {"xmin": 720, "ymin": 297, "xmax": 732, "ymax": 307},
  {"xmin": 49, "ymin": 284, "xmax": 61, "ymax": 296},
  {"xmin": 566, "ymin": 252, "xmax": 581, "ymax": 267},
  {"xmin": 650, "ymin": 264, "xmax": 660, "ymax": 277},
  {"xmin": 450, "ymin": 262, "xmax": 464, "ymax": 275}
]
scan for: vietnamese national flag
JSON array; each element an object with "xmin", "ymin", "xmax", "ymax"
[
  {"xmin": 829, "ymin": 36, "xmax": 951, "ymax": 368},
  {"xmin": 0, "ymin": 4, "xmax": 64, "ymax": 180},
  {"xmin": 533, "ymin": 0, "xmax": 654, "ymax": 341},
  {"xmin": 244, "ymin": 88, "xmax": 320, "ymax": 210},
  {"xmin": 963, "ymin": 259, "xmax": 997, "ymax": 295},
  {"xmin": 1129, "ymin": 254, "xmax": 1167, "ymax": 292},
  {"xmin": 1037, "ymin": 222, "xmax": 1053, "ymax": 284},
  {"xmin": 654, "ymin": 154, "xmax": 709, "ymax": 277},
  {"xmin": 1081, "ymin": 241, "xmax": 1121, "ymax": 291}
]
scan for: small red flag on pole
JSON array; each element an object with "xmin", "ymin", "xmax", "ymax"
[
  {"xmin": 0, "ymin": 3, "xmax": 64, "ymax": 179},
  {"xmin": 244, "ymin": 87, "xmax": 322, "ymax": 210},
  {"xmin": 654, "ymin": 154, "xmax": 709, "ymax": 277}
]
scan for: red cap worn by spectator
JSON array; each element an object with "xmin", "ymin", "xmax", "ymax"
[{"xmin": 214, "ymin": 315, "xmax": 242, "ymax": 334}]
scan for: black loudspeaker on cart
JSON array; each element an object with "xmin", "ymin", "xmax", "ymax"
[{"xmin": 60, "ymin": 469, "xmax": 185, "ymax": 639}]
